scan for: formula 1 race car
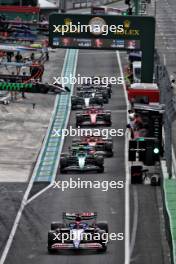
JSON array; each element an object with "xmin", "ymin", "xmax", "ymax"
[
  {"xmin": 71, "ymin": 91, "xmax": 104, "ymax": 110},
  {"xmin": 97, "ymin": 84, "xmax": 112, "ymax": 98},
  {"xmin": 77, "ymin": 85, "xmax": 111, "ymax": 99},
  {"xmin": 78, "ymin": 90, "xmax": 109, "ymax": 104},
  {"xmin": 72, "ymin": 136, "xmax": 113, "ymax": 157},
  {"xmin": 76, "ymin": 87, "xmax": 109, "ymax": 103},
  {"xmin": 76, "ymin": 107, "xmax": 112, "ymax": 127},
  {"xmin": 60, "ymin": 146, "xmax": 104, "ymax": 173},
  {"xmin": 80, "ymin": 76, "xmax": 112, "ymax": 89},
  {"xmin": 48, "ymin": 212, "xmax": 108, "ymax": 253}
]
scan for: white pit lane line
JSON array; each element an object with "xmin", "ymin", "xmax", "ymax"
[
  {"xmin": 116, "ymin": 51, "xmax": 130, "ymax": 264},
  {"xmin": 116, "ymin": 51, "xmax": 139, "ymax": 264}
]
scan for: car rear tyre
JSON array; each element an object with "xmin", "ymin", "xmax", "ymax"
[
  {"xmin": 48, "ymin": 246, "xmax": 56, "ymax": 254},
  {"xmin": 60, "ymin": 168, "xmax": 67, "ymax": 174},
  {"xmin": 97, "ymin": 166, "xmax": 104, "ymax": 173},
  {"xmin": 106, "ymin": 151, "xmax": 113, "ymax": 157},
  {"xmin": 97, "ymin": 222, "xmax": 109, "ymax": 233},
  {"xmin": 98, "ymin": 245, "xmax": 107, "ymax": 252}
]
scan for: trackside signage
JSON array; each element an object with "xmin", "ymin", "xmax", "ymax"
[{"xmin": 49, "ymin": 14, "xmax": 155, "ymax": 82}]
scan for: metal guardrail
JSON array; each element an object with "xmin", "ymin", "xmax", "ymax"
[
  {"xmin": 155, "ymin": 50, "xmax": 176, "ymax": 264},
  {"xmin": 155, "ymin": 50, "xmax": 175, "ymax": 178},
  {"xmin": 32, "ymin": 49, "xmax": 78, "ymax": 183}
]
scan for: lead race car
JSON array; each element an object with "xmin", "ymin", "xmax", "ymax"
[
  {"xmin": 76, "ymin": 86, "xmax": 109, "ymax": 103},
  {"xmin": 60, "ymin": 145, "xmax": 104, "ymax": 173},
  {"xmin": 48, "ymin": 212, "xmax": 108, "ymax": 253},
  {"xmin": 71, "ymin": 90, "xmax": 104, "ymax": 110},
  {"xmin": 72, "ymin": 135, "xmax": 113, "ymax": 157},
  {"xmin": 77, "ymin": 85, "xmax": 111, "ymax": 100},
  {"xmin": 76, "ymin": 107, "xmax": 112, "ymax": 127},
  {"xmin": 79, "ymin": 76, "xmax": 112, "ymax": 96}
]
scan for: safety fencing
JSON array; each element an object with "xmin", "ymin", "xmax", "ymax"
[{"xmin": 155, "ymin": 50, "xmax": 176, "ymax": 264}]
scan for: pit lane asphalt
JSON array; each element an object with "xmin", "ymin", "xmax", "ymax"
[
  {"xmin": 3, "ymin": 50, "xmax": 126, "ymax": 264},
  {"xmin": 2, "ymin": 52, "xmax": 168, "ymax": 264}
]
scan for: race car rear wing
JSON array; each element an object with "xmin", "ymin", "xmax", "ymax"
[
  {"xmin": 82, "ymin": 106, "xmax": 104, "ymax": 111},
  {"xmin": 77, "ymin": 85, "xmax": 110, "ymax": 89},
  {"xmin": 71, "ymin": 145, "xmax": 94, "ymax": 150},
  {"xmin": 63, "ymin": 212, "xmax": 97, "ymax": 221}
]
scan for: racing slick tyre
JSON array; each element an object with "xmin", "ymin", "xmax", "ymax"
[
  {"xmin": 96, "ymin": 230, "xmax": 108, "ymax": 253},
  {"xmin": 60, "ymin": 157, "xmax": 67, "ymax": 168},
  {"xmin": 72, "ymin": 139, "xmax": 81, "ymax": 144},
  {"xmin": 97, "ymin": 222, "xmax": 109, "ymax": 233},
  {"xmin": 105, "ymin": 143, "xmax": 113, "ymax": 157},
  {"xmin": 106, "ymin": 151, "xmax": 113, "ymax": 157},
  {"xmin": 48, "ymin": 231, "xmax": 59, "ymax": 253},
  {"xmin": 60, "ymin": 168, "xmax": 67, "ymax": 174},
  {"xmin": 107, "ymin": 89, "xmax": 111, "ymax": 98},
  {"xmin": 48, "ymin": 246, "xmax": 56, "ymax": 254},
  {"xmin": 107, "ymin": 121, "xmax": 112, "ymax": 127},
  {"xmin": 103, "ymin": 97, "xmax": 109, "ymax": 104},
  {"xmin": 76, "ymin": 115, "xmax": 82, "ymax": 127},
  {"xmin": 71, "ymin": 105, "xmax": 77, "ymax": 110},
  {"xmin": 51, "ymin": 222, "xmax": 65, "ymax": 230},
  {"xmin": 104, "ymin": 115, "xmax": 112, "ymax": 126},
  {"xmin": 105, "ymin": 142, "xmax": 113, "ymax": 151},
  {"xmin": 97, "ymin": 166, "xmax": 104, "ymax": 173},
  {"xmin": 95, "ymin": 156, "xmax": 104, "ymax": 166},
  {"xmin": 98, "ymin": 244, "xmax": 107, "ymax": 253},
  {"xmin": 71, "ymin": 97, "xmax": 79, "ymax": 110},
  {"xmin": 96, "ymin": 98, "xmax": 104, "ymax": 106}
]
